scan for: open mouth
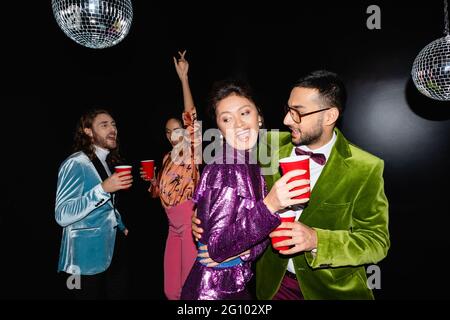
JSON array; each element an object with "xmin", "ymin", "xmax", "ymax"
[
  {"xmin": 290, "ymin": 128, "xmax": 300, "ymax": 138},
  {"xmin": 236, "ymin": 129, "xmax": 251, "ymax": 141}
]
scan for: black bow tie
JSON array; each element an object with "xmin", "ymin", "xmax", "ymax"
[{"xmin": 295, "ymin": 148, "xmax": 327, "ymax": 165}]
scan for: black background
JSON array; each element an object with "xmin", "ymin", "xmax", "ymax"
[{"xmin": 1, "ymin": 0, "xmax": 449, "ymax": 300}]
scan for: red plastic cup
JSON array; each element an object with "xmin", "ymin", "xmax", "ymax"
[
  {"xmin": 279, "ymin": 155, "xmax": 310, "ymax": 200},
  {"xmin": 271, "ymin": 211, "xmax": 297, "ymax": 251},
  {"xmin": 141, "ymin": 160, "xmax": 155, "ymax": 180},
  {"xmin": 114, "ymin": 165, "xmax": 132, "ymax": 189}
]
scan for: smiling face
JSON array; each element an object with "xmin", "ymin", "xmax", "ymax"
[
  {"xmin": 84, "ymin": 113, "xmax": 118, "ymax": 150},
  {"xmin": 165, "ymin": 118, "xmax": 183, "ymax": 147},
  {"xmin": 215, "ymin": 93, "xmax": 261, "ymax": 151}
]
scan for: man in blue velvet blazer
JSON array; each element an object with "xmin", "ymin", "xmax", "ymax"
[{"xmin": 55, "ymin": 109, "xmax": 132, "ymax": 298}]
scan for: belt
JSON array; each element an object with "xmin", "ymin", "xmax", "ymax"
[
  {"xmin": 197, "ymin": 242, "xmax": 242, "ymax": 268},
  {"xmin": 285, "ymin": 270, "xmax": 297, "ymax": 279}
]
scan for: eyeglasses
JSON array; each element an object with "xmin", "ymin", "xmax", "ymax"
[{"xmin": 284, "ymin": 104, "xmax": 331, "ymax": 123}]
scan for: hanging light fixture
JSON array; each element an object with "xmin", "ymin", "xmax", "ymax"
[
  {"xmin": 411, "ymin": 0, "xmax": 450, "ymax": 101},
  {"xmin": 52, "ymin": 0, "xmax": 133, "ymax": 49}
]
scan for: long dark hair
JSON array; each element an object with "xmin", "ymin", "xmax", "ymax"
[{"xmin": 72, "ymin": 109, "xmax": 123, "ymax": 167}]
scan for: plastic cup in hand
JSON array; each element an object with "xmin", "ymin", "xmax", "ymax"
[
  {"xmin": 114, "ymin": 165, "xmax": 132, "ymax": 189},
  {"xmin": 141, "ymin": 160, "xmax": 155, "ymax": 180},
  {"xmin": 271, "ymin": 210, "xmax": 296, "ymax": 251},
  {"xmin": 279, "ymin": 155, "xmax": 310, "ymax": 200}
]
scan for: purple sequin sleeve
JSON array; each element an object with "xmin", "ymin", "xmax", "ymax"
[{"xmin": 198, "ymin": 184, "xmax": 280, "ymax": 263}]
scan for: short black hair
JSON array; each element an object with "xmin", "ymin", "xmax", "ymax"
[{"xmin": 293, "ymin": 70, "xmax": 347, "ymax": 114}]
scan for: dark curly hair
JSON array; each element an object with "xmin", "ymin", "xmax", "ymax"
[{"xmin": 72, "ymin": 109, "xmax": 123, "ymax": 167}]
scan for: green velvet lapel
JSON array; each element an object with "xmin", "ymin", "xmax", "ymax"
[
  {"xmin": 270, "ymin": 134, "xmax": 293, "ymax": 189},
  {"xmin": 299, "ymin": 128, "xmax": 352, "ymax": 224},
  {"xmin": 262, "ymin": 128, "xmax": 352, "ymax": 219},
  {"xmin": 259, "ymin": 131, "xmax": 293, "ymax": 190},
  {"xmin": 278, "ymin": 140, "xmax": 294, "ymax": 159}
]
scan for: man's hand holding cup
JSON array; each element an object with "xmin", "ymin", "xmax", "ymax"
[{"xmin": 102, "ymin": 170, "xmax": 133, "ymax": 193}]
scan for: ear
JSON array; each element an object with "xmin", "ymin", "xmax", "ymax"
[
  {"xmin": 83, "ymin": 127, "xmax": 93, "ymax": 138},
  {"xmin": 324, "ymin": 107, "xmax": 339, "ymax": 126}
]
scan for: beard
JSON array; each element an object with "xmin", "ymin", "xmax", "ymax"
[
  {"xmin": 94, "ymin": 134, "xmax": 117, "ymax": 150},
  {"xmin": 296, "ymin": 126, "xmax": 323, "ymax": 146},
  {"xmin": 292, "ymin": 117, "xmax": 324, "ymax": 146}
]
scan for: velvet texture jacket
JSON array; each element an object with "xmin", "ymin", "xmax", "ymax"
[
  {"xmin": 256, "ymin": 128, "xmax": 390, "ymax": 300},
  {"xmin": 55, "ymin": 152, "xmax": 125, "ymax": 275}
]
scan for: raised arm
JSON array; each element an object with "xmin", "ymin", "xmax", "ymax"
[
  {"xmin": 173, "ymin": 50, "xmax": 201, "ymax": 166},
  {"xmin": 173, "ymin": 50, "xmax": 196, "ymax": 115}
]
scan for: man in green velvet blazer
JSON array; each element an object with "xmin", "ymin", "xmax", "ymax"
[
  {"xmin": 191, "ymin": 70, "xmax": 389, "ymax": 299},
  {"xmin": 256, "ymin": 71, "xmax": 390, "ymax": 300}
]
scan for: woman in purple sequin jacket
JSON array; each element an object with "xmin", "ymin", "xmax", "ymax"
[{"xmin": 181, "ymin": 80, "xmax": 310, "ymax": 300}]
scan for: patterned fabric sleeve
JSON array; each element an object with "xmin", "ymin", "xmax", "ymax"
[{"xmin": 182, "ymin": 109, "xmax": 202, "ymax": 170}]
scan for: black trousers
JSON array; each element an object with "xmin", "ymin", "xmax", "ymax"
[{"xmin": 64, "ymin": 231, "xmax": 130, "ymax": 300}]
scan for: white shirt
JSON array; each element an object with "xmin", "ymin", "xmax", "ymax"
[
  {"xmin": 286, "ymin": 132, "xmax": 337, "ymax": 274},
  {"xmin": 94, "ymin": 145, "xmax": 112, "ymax": 176}
]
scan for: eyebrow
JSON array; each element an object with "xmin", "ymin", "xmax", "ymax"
[
  {"xmin": 166, "ymin": 127, "xmax": 182, "ymax": 131},
  {"xmin": 218, "ymin": 104, "xmax": 252, "ymax": 117},
  {"xmin": 290, "ymin": 104, "xmax": 306, "ymax": 110}
]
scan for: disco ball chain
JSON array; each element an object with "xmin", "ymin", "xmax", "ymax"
[{"xmin": 444, "ymin": 0, "xmax": 449, "ymax": 36}]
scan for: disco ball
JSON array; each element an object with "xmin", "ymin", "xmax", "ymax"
[
  {"xmin": 411, "ymin": 35, "xmax": 450, "ymax": 101},
  {"xmin": 52, "ymin": 0, "xmax": 133, "ymax": 49}
]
